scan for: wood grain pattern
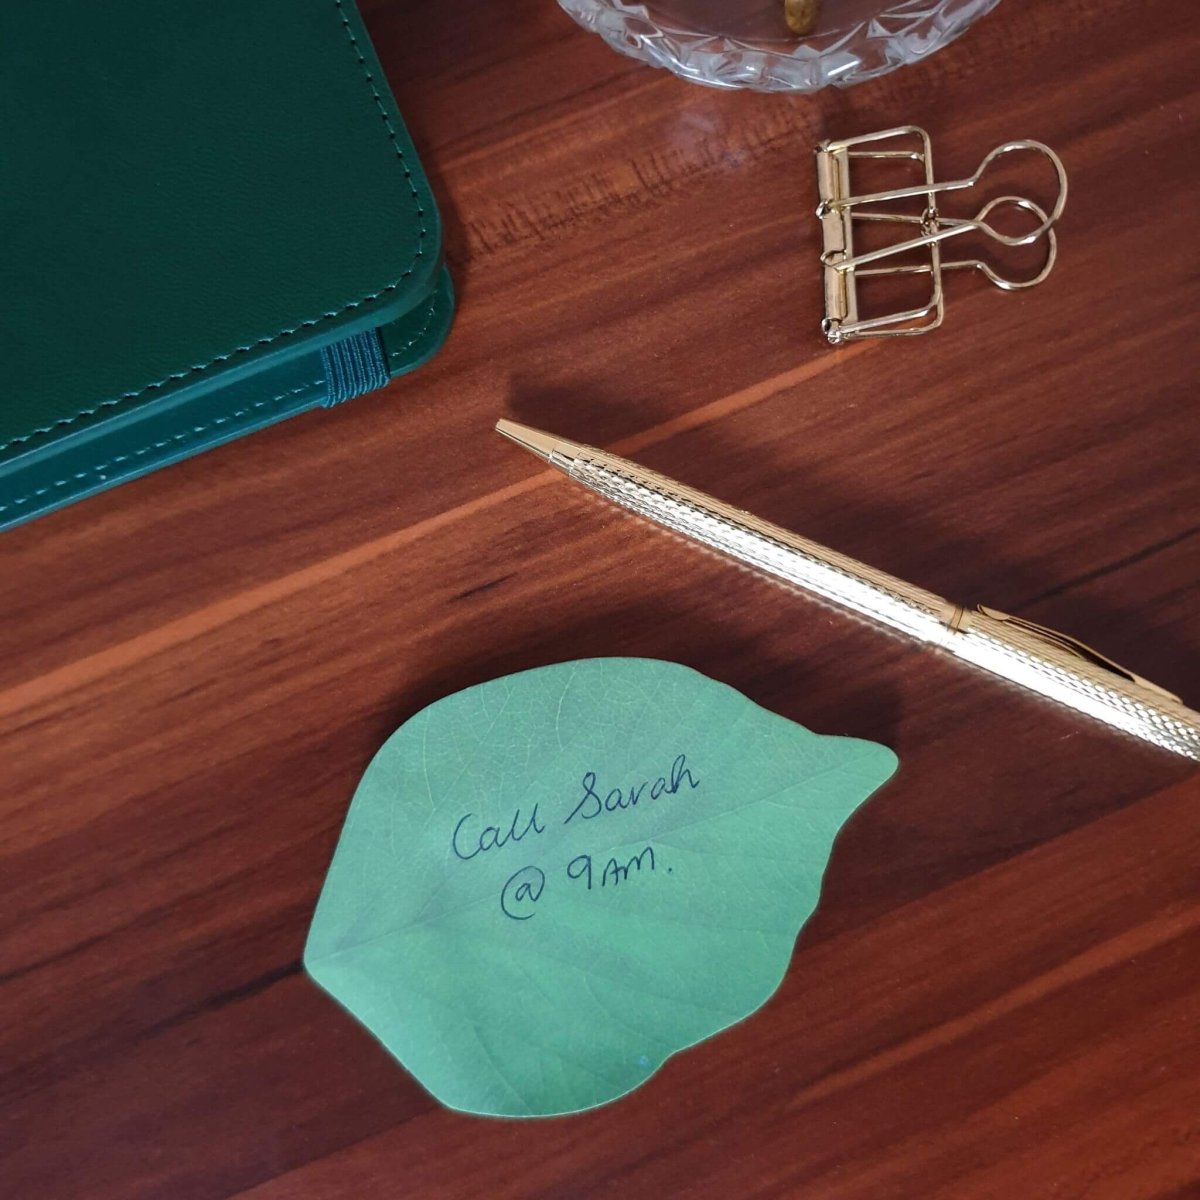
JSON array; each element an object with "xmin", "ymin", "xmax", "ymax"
[{"xmin": 2, "ymin": 0, "xmax": 1198, "ymax": 1196}]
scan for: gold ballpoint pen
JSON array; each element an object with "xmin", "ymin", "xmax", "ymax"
[{"xmin": 496, "ymin": 418, "xmax": 1200, "ymax": 763}]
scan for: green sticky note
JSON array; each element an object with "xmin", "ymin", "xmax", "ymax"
[{"xmin": 305, "ymin": 658, "xmax": 897, "ymax": 1117}]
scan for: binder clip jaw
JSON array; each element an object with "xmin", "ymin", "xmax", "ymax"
[{"xmin": 815, "ymin": 126, "xmax": 1068, "ymax": 344}]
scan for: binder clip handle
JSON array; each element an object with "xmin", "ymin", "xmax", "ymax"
[
  {"xmin": 940, "ymin": 196, "xmax": 1058, "ymax": 291},
  {"xmin": 963, "ymin": 140, "xmax": 1068, "ymax": 243}
]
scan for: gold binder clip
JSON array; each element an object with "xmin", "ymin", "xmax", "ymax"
[{"xmin": 815, "ymin": 126, "xmax": 1067, "ymax": 344}]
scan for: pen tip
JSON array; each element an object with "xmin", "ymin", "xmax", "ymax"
[{"xmin": 494, "ymin": 419, "xmax": 560, "ymax": 463}]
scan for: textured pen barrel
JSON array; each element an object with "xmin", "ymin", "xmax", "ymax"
[
  {"xmin": 564, "ymin": 451, "xmax": 953, "ymax": 639},
  {"xmin": 957, "ymin": 610, "xmax": 1200, "ymax": 760},
  {"xmin": 565, "ymin": 450, "xmax": 1200, "ymax": 763}
]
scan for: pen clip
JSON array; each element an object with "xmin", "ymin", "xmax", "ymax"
[{"xmin": 975, "ymin": 606, "xmax": 1181, "ymax": 702}]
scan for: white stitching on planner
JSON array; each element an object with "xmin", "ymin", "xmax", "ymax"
[
  {"xmin": 0, "ymin": 379, "xmax": 322, "ymax": 512},
  {"xmin": 0, "ymin": 0, "xmax": 429, "ymax": 454}
]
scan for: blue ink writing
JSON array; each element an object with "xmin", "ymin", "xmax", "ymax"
[
  {"xmin": 566, "ymin": 846, "xmax": 656, "ymax": 891},
  {"xmin": 500, "ymin": 865, "xmax": 545, "ymax": 920},
  {"xmin": 602, "ymin": 844, "xmax": 655, "ymax": 886},
  {"xmin": 566, "ymin": 853, "xmax": 593, "ymax": 889},
  {"xmin": 452, "ymin": 804, "xmax": 545, "ymax": 862},
  {"xmin": 458, "ymin": 757, "xmax": 696, "ymax": 919},
  {"xmin": 564, "ymin": 754, "xmax": 700, "ymax": 825}
]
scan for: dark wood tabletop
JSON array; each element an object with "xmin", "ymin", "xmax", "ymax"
[{"xmin": 3, "ymin": 0, "xmax": 1198, "ymax": 1196}]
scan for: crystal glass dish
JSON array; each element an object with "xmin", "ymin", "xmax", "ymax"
[{"xmin": 557, "ymin": 0, "xmax": 1003, "ymax": 92}]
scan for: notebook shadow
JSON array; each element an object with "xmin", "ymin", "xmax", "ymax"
[{"xmin": 380, "ymin": 600, "xmax": 904, "ymax": 755}]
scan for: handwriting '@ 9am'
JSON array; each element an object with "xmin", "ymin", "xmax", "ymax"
[{"xmin": 450, "ymin": 753, "xmax": 701, "ymax": 920}]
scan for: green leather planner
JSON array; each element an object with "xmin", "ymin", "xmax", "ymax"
[{"xmin": 0, "ymin": 0, "xmax": 453, "ymax": 532}]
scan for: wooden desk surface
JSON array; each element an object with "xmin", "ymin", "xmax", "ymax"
[{"xmin": 3, "ymin": 0, "xmax": 1198, "ymax": 1196}]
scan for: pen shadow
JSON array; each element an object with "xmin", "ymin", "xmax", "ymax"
[
  {"xmin": 1022, "ymin": 590, "xmax": 1200, "ymax": 704},
  {"xmin": 384, "ymin": 601, "xmax": 905, "ymax": 756},
  {"xmin": 505, "ymin": 377, "xmax": 680, "ymax": 452},
  {"xmin": 502, "ymin": 385, "xmax": 1200, "ymax": 701}
]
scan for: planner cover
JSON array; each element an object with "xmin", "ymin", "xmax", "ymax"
[{"xmin": 0, "ymin": 0, "xmax": 453, "ymax": 531}]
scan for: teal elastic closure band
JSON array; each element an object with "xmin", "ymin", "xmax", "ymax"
[{"xmin": 320, "ymin": 329, "xmax": 389, "ymax": 406}]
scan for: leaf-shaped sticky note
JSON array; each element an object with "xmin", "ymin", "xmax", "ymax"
[{"xmin": 305, "ymin": 658, "xmax": 897, "ymax": 1117}]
